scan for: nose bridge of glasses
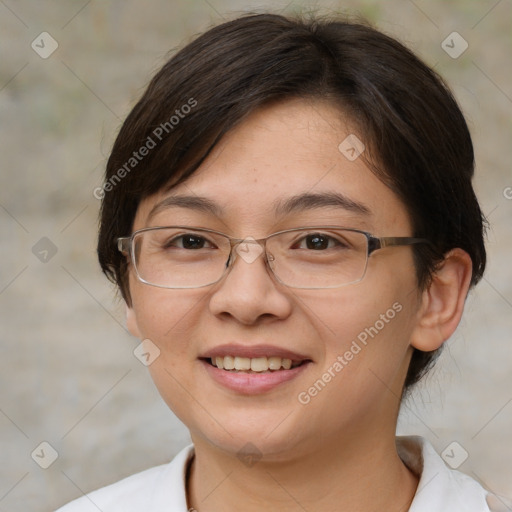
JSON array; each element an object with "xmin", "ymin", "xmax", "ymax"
[{"xmin": 231, "ymin": 236, "xmax": 266, "ymax": 265}]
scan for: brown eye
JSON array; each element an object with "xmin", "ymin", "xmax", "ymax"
[
  {"xmin": 294, "ymin": 233, "xmax": 342, "ymax": 250},
  {"xmin": 305, "ymin": 234, "xmax": 329, "ymax": 250},
  {"xmin": 164, "ymin": 234, "xmax": 213, "ymax": 249}
]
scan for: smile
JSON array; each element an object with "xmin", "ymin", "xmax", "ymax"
[
  {"xmin": 209, "ymin": 355, "xmax": 303, "ymax": 372},
  {"xmin": 199, "ymin": 345, "xmax": 312, "ymax": 394}
]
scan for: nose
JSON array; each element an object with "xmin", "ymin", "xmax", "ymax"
[{"xmin": 208, "ymin": 238, "xmax": 292, "ymax": 325}]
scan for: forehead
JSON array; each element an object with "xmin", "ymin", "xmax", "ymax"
[{"xmin": 134, "ymin": 99, "xmax": 412, "ymax": 235}]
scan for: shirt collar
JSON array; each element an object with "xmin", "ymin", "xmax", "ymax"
[
  {"xmin": 397, "ymin": 436, "xmax": 491, "ymax": 511},
  {"xmin": 153, "ymin": 437, "xmax": 493, "ymax": 511},
  {"xmin": 149, "ymin": 443, "xmax": 193, "ymax": 511}
]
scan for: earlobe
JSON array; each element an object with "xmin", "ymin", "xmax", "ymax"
[
  {"xmin": 410, "ymin": 249, "xmax": 473, "ymax": 352},
  {"xmin": 126, "ymin": 304, "xmax": 142, "ymax": 339}
]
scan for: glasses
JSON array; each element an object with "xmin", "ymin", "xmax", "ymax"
[{"xmin": 117, "ymin": 226, "xmax": 430, "ymax": 290}]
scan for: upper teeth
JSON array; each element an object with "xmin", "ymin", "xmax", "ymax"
[{"xmin": 212, "ymin": 356, "xmax": 295, "ymax": 372}]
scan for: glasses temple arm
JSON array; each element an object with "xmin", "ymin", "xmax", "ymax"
[
  {"xmin": 368, "ymin": 236, "xmax": 431, "ymax": 254},
  {"xmin": 117, "ymin": 237, "xmax": 131, "ymax": 254}
]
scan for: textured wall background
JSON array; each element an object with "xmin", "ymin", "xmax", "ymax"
[{"xmin": 0, "ymin": 1, "xmax": 510, "ymax": 511}]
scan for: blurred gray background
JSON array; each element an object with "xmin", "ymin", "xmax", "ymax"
[{"xmin": 0, "ymin": 1, "xmax": 510, "ymax": 510}]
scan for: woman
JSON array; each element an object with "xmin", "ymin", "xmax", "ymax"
[{"xmin": 58, "ymin": 12, "xmax": 502, "ymax": 511}]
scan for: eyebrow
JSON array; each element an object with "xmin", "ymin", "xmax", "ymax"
[
  {"xmin": 147, "ymin": 191, "xmax": 371, "ymax": 222},
  {"xmin": 273, "ymin": 192, "xmax": 371, "ymax": 217},
  {"xmin": 148, "ymin": 195, "xmax": 223, "ymax": 221}
]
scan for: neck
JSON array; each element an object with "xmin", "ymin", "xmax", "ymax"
[{"xmin": 187, "ymin": 426, "xmax": 418, "ymax": 512}]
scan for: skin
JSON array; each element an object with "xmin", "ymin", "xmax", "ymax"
[{"xmin": 126, "ymin": 98, "xmax": 472, "ymax": 512}]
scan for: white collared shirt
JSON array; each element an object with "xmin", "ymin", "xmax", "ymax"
[{"xmin": 56, "ymin": 436, "xmax": 507, "ymax": 511}]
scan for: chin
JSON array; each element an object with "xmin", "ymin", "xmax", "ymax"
[{"xmin": 186, "ymin": 405, "xmax": 312, "ymax": 461}]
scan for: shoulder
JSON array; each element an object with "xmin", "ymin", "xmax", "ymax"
[
  {"xmin": 56, "ymin": 464, "xmax": 167, "ymax": 512},
  {"xmin": 397, "ymin": 436, "xmax": 509, "ymax": 512},
  {"xmin": 55, "ymin": 444, "xmax": 194, "ymax": 512}
]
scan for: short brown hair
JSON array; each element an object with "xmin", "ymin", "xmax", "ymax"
[{"xmin": 97, "ymin": 13, "xmax": 486, "ymax": 392}]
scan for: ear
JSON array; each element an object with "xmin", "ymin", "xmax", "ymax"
[
  {"xmin": 126, "ymin": 304, "xmax": 142, "ymax": 339},
  {"xmin": 410, "ymin": 248, "xmax": 473, "ymax": 352}
]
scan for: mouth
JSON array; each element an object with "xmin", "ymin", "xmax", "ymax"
[
  {"xmin": 204, "ymin": 355, "xmax": 306, "ymax": 373},
  {"xmin": 198, "ymin": 344, "xmax": 313, "ymax": 394}
]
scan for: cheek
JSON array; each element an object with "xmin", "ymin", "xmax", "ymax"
[
  {"xmin": 293, "ymin": 290, "xmax": 416, "ymax": 432},
  {"xmin": 312, "ymin": 262, "xmax": 417, "ymax": 349},
  {"xmin": 129, "ymin": 282, "xmax": 212, "ymax": 422},
  {"xmin": 129, "ymin": 279, "xmax": 210, "ymax": 383},
  {"xmin": 130, "ymin": 273, "xmax": 205, "ymax": 340},
  {"xmin": 305, "ymin": 287, "xmax": 409, "ymax": 360},
  {"xmin": 299, "ymin": 254, "xmax": 420, "ymax": 390}
]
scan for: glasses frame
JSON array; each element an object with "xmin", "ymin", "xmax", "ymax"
[{"xmin": 117, "ymin": 226, "xmax": 430, "ymax": 290}]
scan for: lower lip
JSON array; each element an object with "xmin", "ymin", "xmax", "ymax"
[{"xmin": 200, "ymin": 360, "xmax": 311, "ymax": 395}]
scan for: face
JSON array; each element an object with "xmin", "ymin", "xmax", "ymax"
[{"xmin": 126, "ymin": 99, "xmax": 423, "ymax": 461}]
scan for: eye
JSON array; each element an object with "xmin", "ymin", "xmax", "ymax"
[
  {"xmin": 164, "ymin": 234, "xmax": 214, "ymax": 250},
  {"xmin": 295, "ymin": 233, "xmax": 342, "ymax": 250}
]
